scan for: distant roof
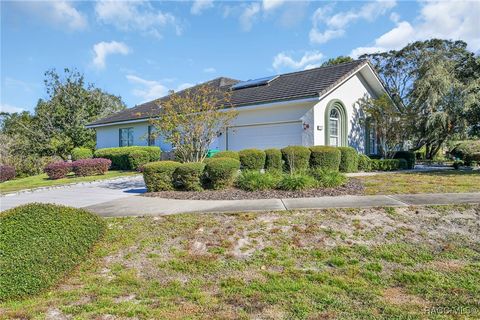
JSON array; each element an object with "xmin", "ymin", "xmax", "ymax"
[{"xmin": 88, "ymin": 60, "xmax": 368, "ymax": 126}]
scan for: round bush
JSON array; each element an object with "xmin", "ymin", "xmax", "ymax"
[
  {"xmin": 277, "ymin": 172, "xmax": 316, "ymax": 191},
  {"xmin": 72, "ymin": 158, "xmax": 111, "ymax": 177},
  {"xmin": 264, "ymin": 148, "xmax": 282, "ymax": 171},
  {"xmin": 393, "ymin": 151, "xmax": 415, "ymax": 169},
  {"xmin": 127, "ymin": 150, "xmax": 150, "ymax": 171},
  {"xmin": 281, "ymin": 146, "xmax": 311, "ymax": 172},
  {"xmin": 0, "ymin": 165, "xmax": 16, "ymax": 182},
  {"xmin": 173, "ymin": 162, "xmax": 206, "ymax": 191},
  {"xmin": 204, "ymin": 157, "xmax": 240, "ymax": 190},
  {"xmin": 44, "ymin": 161, "xmax": 72, "ymax": 180},
  {"xmin": 143, "ymin": 161, "xmax": 181, "ymax": 192},
  {"xmin": 239, "ymin": 149, "xmax": 266, "ymax": 170},
  {"xmin": 94, "ymin": 146, "xmax": 161, "ymax": 170},
  {"xmin": 0, "ymin": 203, "xmax": 105, "ymax": 301},
  {"xmin": 310, "ymin": 168, "xmax": 347, "ymax": 188},
  {"xmin": 357, "ymin": 154, "xmax": 372, "ymax": 172},
  {"xmin": 338, "ymin": 147, "xmax": 358, "ymax": 173},
  {"xmin": 235, "ymin": 170, "xmax": 280, "ymax": 191},
  {"xmin": 212, "ymin": 150, "xmax": 240, "ymax": 160},
  {"xmin": 71, "ymin": 147, "xmax": 93, "ymax": 161},
  {"xmin": 309, "ymin": 146, "xmax": 341, "ymax": 171}
]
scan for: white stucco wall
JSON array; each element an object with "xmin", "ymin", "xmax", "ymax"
[{"xmin": 313, "ymin": 72, "xmax": 375, "ymax": 153}]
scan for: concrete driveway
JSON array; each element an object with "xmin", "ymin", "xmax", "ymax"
[{"xmin": 0, "ymin": 176, "xmax": 146, "ymax": 211}]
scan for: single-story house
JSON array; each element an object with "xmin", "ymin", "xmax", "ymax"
[{"xmin": 87, "ymin": 60, "xmax": 387, "ymax": 154}]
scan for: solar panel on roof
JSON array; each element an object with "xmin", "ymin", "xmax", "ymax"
[{"xmin": 231, "ymin": 75, "xmax": 278, "ymax": 90}]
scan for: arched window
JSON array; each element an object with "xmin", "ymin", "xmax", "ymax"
[{"xmin": 324, "ymin": 100, "xmax": 347, "ymax": 147}]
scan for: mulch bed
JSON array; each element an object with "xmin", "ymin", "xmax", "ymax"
[{"xmin": 144, "ymin": 178, "xmax": 364, "ymax": 200}]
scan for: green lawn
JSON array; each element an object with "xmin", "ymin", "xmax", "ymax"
[
  {"xmin": 2, "ymin": 205, "xmax": 479, "ymax": 319},
  {"xmin": 358, "ymin": 170, "xmax": 480, "ymax": 195},
  {"xmin": 0, "ymin": 171, "xmax": 139, "ymax": 194}
]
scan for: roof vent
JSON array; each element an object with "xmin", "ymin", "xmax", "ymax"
[{"xmin": 231, "ymin": 75, "xmax": 278, "ymax": 90}]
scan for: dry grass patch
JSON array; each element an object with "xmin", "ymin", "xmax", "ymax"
[{"xmin": 1, "ymin": 205, "xmax": 479, "ymax": 319}]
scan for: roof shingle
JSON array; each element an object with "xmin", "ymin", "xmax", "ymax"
[{"xmin": 88, "ymin": 60, "xmax": 367, "ymax": 126}]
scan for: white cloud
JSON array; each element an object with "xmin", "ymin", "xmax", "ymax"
[
  {"xmin": 350, "ymin": 0, "xmax": 480, "ymax": 57},
  {"xmin": 17, "ymin": 0, "xmax": 87, "ymax": 30},
  {"xmin": 127, "ymin": 75, "xmax": 169, "ymax": 102},
  {"xmin": 126, "ymin": 76, "xmax": 195, "ymax": 102},
  {"xmin": 203, "ymin": 67, "xmax": 216, "ymax": 73},
  {"xmin": 263, "ymin": 0, "xmax": 285, "ymax": 11},
  {"xmin": 310, "ymin": 0, "xmax": 396, "ymax": 44},
  {"xmin": 92, "ymin": 41, "xmax": 130, "ymax": 69},
  {"xmin": 95, "ymin": 0, "xmax": 181, "ymax": 38},
  {"xmin": 191, "ymin": 0, "xmax": 214, "ymax": 15},
  {"xmin": 273, "ymin": 50, "xmax": 324, "ymax": 71},
  {"xmin": 239, "ymin": 3, "xmax": 261, "ymax": 31},
  {"xmin": 0, "ymin": 103, "xmax": 25, "ymax": 113}
]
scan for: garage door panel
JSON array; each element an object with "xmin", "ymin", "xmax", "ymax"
[{"xmin": 227, "ymin": 121, "xmax": 302, "ymax": 150}]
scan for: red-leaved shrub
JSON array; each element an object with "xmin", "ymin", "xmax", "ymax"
[
  {"xmin": 44, "ymin": 161, "xmax": 72, "ymax": 180},
  {"xmin": 0, "ymin": 165, "xmax": 16, "ymax": 182},
  {"xmin": 72, "ymin": 158, "xmax": 111, "ymax": 177}
]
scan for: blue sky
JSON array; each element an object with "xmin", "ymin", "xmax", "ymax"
[{"xmin": 1, "ymin": 0, "xmax": 478, "ymax": 113}]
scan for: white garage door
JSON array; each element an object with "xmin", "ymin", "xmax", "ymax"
[{"xmin": 227, "ymin": 121, "xmax": 302, "ymax": 150}]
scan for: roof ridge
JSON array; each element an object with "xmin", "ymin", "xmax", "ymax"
[{"xmin": 276, "ymin": 59, "xmax": 367, "ymax": 78}]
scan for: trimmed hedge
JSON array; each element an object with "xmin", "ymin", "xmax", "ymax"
[
  {"xmin": 309, "ymin": 146, "xmax": 341, "ymax": 171},
  {"xmin": 393, "ymin": 151, "xmax": 415, "ymax": 169},
  {"xmin": 338, "ymin": 147, "xmax": 358, "ymax": 173},
  {"xmin": 94, "ymin": 146, "xmax": 161, "ymax": 170},
  {"xmin": 357, "ymin": 154, "xmax": 372, "ymax": 172},
  {"xmin": 0, "ymin": 203, "xmax": 105, "ymax": 301},
  {"xmin": 44, "ymin": 161, "xmax": 72, "ymax": 180},
  {"xmin": 204, "ymin": 157, "xmax": 240, "ymax": 189},
  {"xmin": 239, "ymin": 149, "xmax": 266, "ymax": 170},
  {"xmin": 71, "ymin": 147, "xmax": 93, "ymax": 161},
  {"xmin": 173, "ymin": 162, "xmax": 206, "ymax": 191},
  {"xmin": 72, "ymin": 158, "xmax": 111, "ymax": 177},
  {"xmin": 143, "ymin": 161, "xmax": 181, "ymax": 192},
  {"xmin": 281, "ymin": 146, "xmax": 311, "ymax": 172},
  {"xmin": 264, "ymin": 148, "xmax": 282, "ymax": 171},
  {"xmin": 127, "ymin": 150, "xmax": 150, "ymax": 171},
  {"xmin": 212, "ymin": 150, "xmax": 240, "ymax": 160},
  {"xmin": 0, "ymin": 165, "xmax": 16, "ymax": 182},
  {"xmin": 370, "ymin": 159, "xmax": 406, "ymax": 171}
]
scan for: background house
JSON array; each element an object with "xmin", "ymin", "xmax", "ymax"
[{"xmin": 87, "ymin": 60, "xmax": 388, "ymax": 154}]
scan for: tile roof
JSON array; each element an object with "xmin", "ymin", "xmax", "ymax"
[{"xmin": 88, "ymin": 59, "xmax": 368, "ymax": 126}]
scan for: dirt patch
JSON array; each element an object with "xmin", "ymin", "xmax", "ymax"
[
  {"xmin": 383, "ymin": 287, "xmax": 430, "ymax": 308},
  {"xmin": 144, "ymin": 179, "xmax": 364, "ymax": 200}
]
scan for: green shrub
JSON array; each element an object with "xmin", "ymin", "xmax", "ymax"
[
  {"xmin": 338, "ymin": 147, "xmax": 358, "ymax": 173},
  {"xmin": 238, "ymin": 149, "xmax": 266, "ymax": 170},
  {"xmin": 281, "ymin": 146, "xmax": 311, "ymax": 173},
  {"xmin": 393, "ymin": 151, "xmax": 415, "ymax": 169},
  {"xmin": 94, "ymin": 146, "xmax": 161, "ymax": 170},
  {"xmin": 309, "ymin": 146, "xmax": 341, "ymax": 170},
  {"xmin": 235, "ymin": 170, "xmax": 280, "ymax": 191},
  {"xmin": 370, "ymin": 159, "xmax": 404, "ymax": 171},
  {"xmin": 9, "ymin": 155, "xmax": 63, "ymax": 178},
  {"xmin": 310, "ymin": 168, "xmax": 347, "ymax": 188},
  {"xmin": 71, "ymin": 147, "xmax": 93, "ymax": 160},
  {"xmin": 204, "ymin": 157, "xmax": 240, "ymax": 190},
  {"xmin": 465, "ymin": 152, "xmax": 480, "ymax": 166},
  {"xmin": 212, "ymin": 150, "xmax": 240, "ymax": 160},
  {"xmin": 0, "ymin": 203, "xmax": 105, "ymax": 301},
  {"xmin": 143, "ymin": 161, "xmax": 181, "ymax": 192},
  {"xmin": 450, "ymin": 140, "xmax": 480, "ymax": 160},
  {"xmin": 357, "ymin": 154, "xmax": 372, "ymax": 172},
  {"xmin": 127, "ymin": 150, "xmax": 150, "ymax": 170},
  {"xmin": 453, "ymin": 160, "xmax": 464, "ymax": 170},
  {"xmin": 278, "ymin": 173, "xmax": 316, "ymax": 191},
  {"xmin": 173, "ymin": 162, "xmax": 206, "ymax": 191},
  {"xmin": 264, "ymin": 148, "xmax": 282, "ymax": 171}
]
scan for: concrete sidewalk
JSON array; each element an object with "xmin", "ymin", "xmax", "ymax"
[{"xmin": 85, "ymin": 192, "xmax": 480, "ymax": 217}]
